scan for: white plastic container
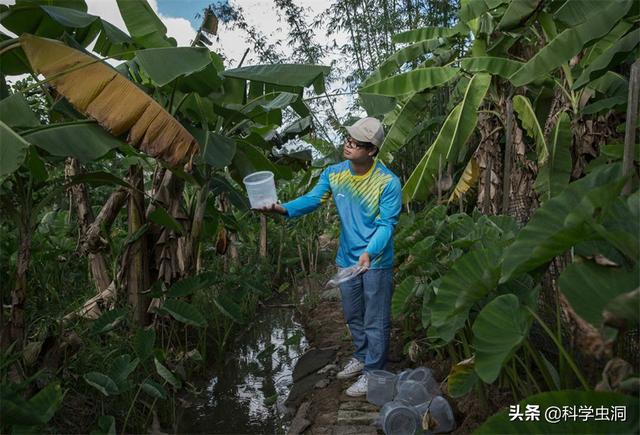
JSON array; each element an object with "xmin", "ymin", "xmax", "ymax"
[
  {"xmin": 408, "ymin": 367, "xmax": 441, "ymax": 395},
  {"xmin": 395, "ymin": 380, "xmax": 431, "ymax": 406},
  {"xmin": 326, "ymin": 265, "xmax": 367, "ymax": 287},
  {"xmin": 380, "ymin": 400, "xmax": 421, "ymax": 435},
  {"xmin": 367, "ymin": 370, "xmax": 397, "ymax": 406},
  {"xmin": 427, "ymin": 396, "xmax": 456, "ymax": 433},
  {"xmin": 243, "ymin": 171, "xmax": 278, "ymax": 209}
]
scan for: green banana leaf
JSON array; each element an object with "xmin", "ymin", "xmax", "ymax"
[
  {"xmin": 116, "ymin": 0, "xmax": 173, "ymax": 48},
  {"xmin": 588, "ymin": 71, "xmax": 628, "ymax": 98},
  {"xmin": 0, "ymin": 92, "xmax": 40, "ymax": 129},
  {"xmin": 367, "ymin": 38, "xmax": 446, "ymax": 85},
  {"xmin": 497, "ymin": 0, "xmax": 541, "ymax": 30},
  {"xmin": 513, "ymin": 95, "xmax": 549, "ymax": 164},
  {"xmin": 134, "ymin": 47, "xmax": 212, "ymax": 87},
  {"xmin": 0, "ymin": 120, "xmax": 30, "ymax": 178},
  {"xmin": 429, "ymin": 247, "xmax": 502, "ymax": 343},
  {"xmin": 582, "ymin": 96, "xmax": 627, "ymax": 115},
  {"xmin": 222, "ymin": 64, "xmax": 330, "ymax": 94},
  {"xmin": 573, "ymin": 28, "xmax": 640, "ymax": 90},
  {"xmin": 378, "ymin": 91, "xmax": 432, "ymax": 163},
  {"xmin": 559, "ymin": 260, "xmax": 639, "ymax": 328},
  {"xmin": 553, "ymin": 0, "xmax": 616, "ymax": 27},
  {"xmin": 391, "ymin": 26, "xmax": 460, "ymax": 44},
  {"xmin": 475, "ymin": 390, "xmax": 639, "ymax": 434},
  {"xmin": 500, "ymin": 163, "xmax": 625, "ymax": 283},
  {"xmin": 402, "ymin": 73, "xmax": 490, "ymax": 202},
  {"xmin": 510, "ymin": 0, "xmax": 633, "ymax": 86},
  {"xmin": 461, "ymin": 56, "xmax": 523, "ymax": 80},
  {"xmin": 459, "ymin": 0, "xmax": 507, "ymax": 24},
  {"xmin": 473, "ymin": 294, "xmax": 531, "ymax": 383},
  {"xmin": 580, "ymin": 20, "xmax": 634, "ymax": 67},
  {"xmin": 534, "ymin": 112, "xmax": 572, "ymax": 201},
  {"xmin": 359, "ymin": 67, "xmax": 458, "ymax": 96},
  {"xmin": 22, "ymin": 121, "xmax": 123, "ymax": 162}
]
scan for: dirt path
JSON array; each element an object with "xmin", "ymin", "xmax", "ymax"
[{"xmin": 289, "ymin": 282, "xmax": 512, "ymax": 435}]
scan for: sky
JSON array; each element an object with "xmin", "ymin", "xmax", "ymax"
[{"xmin": 0, "ymin": 0, "xmax": 356, "ymax": 139}]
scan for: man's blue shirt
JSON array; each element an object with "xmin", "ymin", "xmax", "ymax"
[{"xmin": 282, "ymin": 160, "xmax": 402, "ymax": 269}]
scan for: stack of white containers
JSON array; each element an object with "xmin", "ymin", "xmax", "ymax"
[{"xmin": 367, "ymin": 367, "xmax": 456, "ymax": 435}]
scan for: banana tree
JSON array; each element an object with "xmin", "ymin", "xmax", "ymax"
[
  {"xmin": 359, "ymin": 0, "xmax": 637, "ymax": 212},
  {"xmin": 0, "ymin": 0, "xmax": 330, "ymax": 340}
]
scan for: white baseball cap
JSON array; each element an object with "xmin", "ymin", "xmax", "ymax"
[{"xmin": 345, "ymin": 117, "xmax": 385, "ymax": 148}]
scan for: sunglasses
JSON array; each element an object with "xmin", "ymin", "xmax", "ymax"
[{"xmin": 344, "ymin": 136, "xmax": 373, "ymax": 150}]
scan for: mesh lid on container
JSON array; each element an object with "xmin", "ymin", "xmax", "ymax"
[{"xmin": 383, "ymin": 406, "xmax": 420, "ymax": 435}]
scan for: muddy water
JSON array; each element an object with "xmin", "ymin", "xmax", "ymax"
[{"xmin": 178, "ymin": 306, "xmax": 308, "ymax": 434}]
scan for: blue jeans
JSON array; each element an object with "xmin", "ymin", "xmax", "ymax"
[{"xmin": 338, "ymin": 268, "xmax": 393, "ymax": 372}]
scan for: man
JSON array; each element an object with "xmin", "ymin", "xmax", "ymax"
[{"xmin": 259, "ymin": 117, "xmax": 402, "ymax": 396}]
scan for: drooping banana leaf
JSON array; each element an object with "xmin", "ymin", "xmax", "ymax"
[
  {"xmin": 509, "ymin": 0, "xmax": 633, "ymax": 87},
  {"xmin": 512, "ymin": 95, "xmax": 549, "ymax": 165},
  {"xmin": 497, "ymin": 0, "xmax": 542, "ymax": 30},
  {"xmin": 582, "ymin": 96, "xmax": 627, "ymax": 115},
  {"xmin": 366, "ymin": 38, "xmax": 446, "ymax": 85},
  {"xmin": 134, "ymin": 47, "xmax": 213, "ymax": 87},
  {"xmin": 580, "ymin": 19, "xmax": 634, "ymax": 67},
  {"xmin": 553, "ymin": 0, "xmax": 617, "ymax": 27},
  {"xmin": 0, "ymin": 120, "xmax": 29, "ymax": 178},
  {"xmin": 448, "ymin": 157, "xmax": 480, "ymax": 203},
  {"xmin": 534, "ymin": 112, "xmax": 572, "ymax": 202},
  {"xmin": 573, "ymin": 28, "xmax": 640, "ymax": 90},
  {"xmin": 116, "ymin": 0, "xmax": 173, "ymax": 48},
  {"xmin": 402, "ymin": 73, "xmax": 490, "ymax": 202},
  {"xmin": 359, "ymin": 67, "xmax": 458, "ymax": 96},
  {"xmin": 377, "ymin": 91, "xmax": 432, "ymax": 163},
  {"xmin": 461, "ymin": 56, "xmax": 523, "ymax": 80},
  {"xmin": 0, "ymin": 92, "xmax": 41, "ymax": 129},
  {"xmin": 19, "ymin": 34, "xmax": 199, "ymax": 166},
  {"xmin": 222, "ymin": 64, "xmax": 330, "ymax": 95},
  {"xmin": 588, "ymin": 71, "xmax": 629, "ymax": 98}
]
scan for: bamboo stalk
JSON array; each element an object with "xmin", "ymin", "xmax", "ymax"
[{"xmin": 622, "ymin": 59, "xmax": 639, "ymax": 195}]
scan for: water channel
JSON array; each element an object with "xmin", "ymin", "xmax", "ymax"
[{"xmin": 178, "ymin": 305, "xmax": 308, "ymax": 434}]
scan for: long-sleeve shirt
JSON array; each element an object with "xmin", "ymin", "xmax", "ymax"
[{"xmin": 282, "ymin": 160, "xmax": 402, "ymax": 269}]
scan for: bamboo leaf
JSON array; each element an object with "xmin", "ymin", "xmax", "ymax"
[
  {"xmin": 448, "ymin": 157, "xmax": 480, "ymax": 203},
  {"xmin": 512, "ymin": 95, "xmax": 549, "ymax": 164},
  {"xmin": 360, "ymin": 67, "xmax": 458, "ymax": 96},
  {"xmin": 402, "ymin": 73, "xmax": 490, "ymax": 202},
  {"xmin": 510, "ymin": 0, "xmax": 633, "ymax": 86},
  {"xmin": 473, "ymin": 294, "xmax": 531, "ymax": 383},
  {"xmin": 19, "ymin": 34, "xmax": 199, "ymax": 166},
  {"xmin": 534, "ymin": 112, "xmax": 572, "ymax": 201}
]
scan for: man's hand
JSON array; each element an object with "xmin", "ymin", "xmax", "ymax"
[
  {"xmin": 254, "ymin": 203, "xmax": 287, "ymax": 215},
  {"xmin": 358, "ymin": 252, "xmax": 371, "ymax": 269}
]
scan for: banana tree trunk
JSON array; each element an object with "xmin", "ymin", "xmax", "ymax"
[
  {"xmin": 10, "ymin": 217, "xmax": 31, "ymax": 347},
  {"xmin": 65, "ymin": 158, "xmax": 111, "ymax": 291},
  {"xmin": 126, "ymin": 165, "xmax": 149, "ymax": 326},
  {"xmin": 259, "ymin": 215, "xmax": 267, "ymax": 257},
  {"xmin": 622, "ymin": 59, "xmax": 640, "ymax": 195}
]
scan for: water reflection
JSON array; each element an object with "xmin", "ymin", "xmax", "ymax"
[{"xmin": 179, "ymin": 307, "xmax": 308, "ymax": 434}]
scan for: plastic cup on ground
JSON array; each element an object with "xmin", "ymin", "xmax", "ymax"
[
  {"xmin": 380, "ymin": 400, "xmax": 421, "ymax": 435},
  {"xmin": 367, "ymin": 370, "xmax": 397, "ymax": 406},
  {"xmin": 408, "ymin": 366, "xmax": 441, "ymax": 395},
  {"xmin": 426, "ymin": 396, "xmax": 456, "ymax": 433},
  {"xmin": 395, "ymin": 380, "xmax": 431, "ymax": 406},
  {"xmin": 243, "ymin": 171, "xmax": 278, "ymax": 209}
]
